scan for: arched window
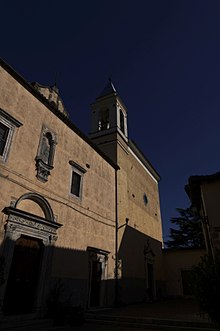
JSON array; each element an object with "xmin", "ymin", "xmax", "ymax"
[
  {"xmin": 98, "ymin": 109, "xmax": 110, "ymax": 131},
  {"xmin": 35, "ymin": 126, "xmax": 57, "ymax": 182},
  {"xmin": 120, "ymin": 109, "xmax": 125, "ymax": 134}
]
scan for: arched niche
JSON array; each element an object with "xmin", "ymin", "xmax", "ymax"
[{"xmin": 35, "ymin": 125, "xmax": 57, "ymax": 183}]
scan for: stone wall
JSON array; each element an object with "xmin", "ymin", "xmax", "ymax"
[
  {"xmin": 0, "ymin": 62, "xmax": 116, "ymax": 310},
  {"xmin": 163, "ymin": 248, "xmax": 205, "ymax": 297}
]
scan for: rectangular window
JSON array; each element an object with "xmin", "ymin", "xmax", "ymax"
[
  {"xmin": 0, "ymin": 122, "xmax": 9, "ymax": 156},
  {"xmin": 0, "ymin": 108, "xmax": 22, "ymax": 162},
  {"xmin": 69, "ymin": 160, "xmax": 86, "ymax": 199},
  {"xmin": 71, "ymin": 171, "xmax": 81, "ymax": 197}
]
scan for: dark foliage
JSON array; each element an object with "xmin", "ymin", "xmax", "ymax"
[
  {"xmin": 191, "ymin": 252, "xmax": 220, "ymax": 325},
  {"xmin": 166, "ymin": 207, "xmax": 205, "ymax": 248},
  {"xmin": 47, "ymin": 279, "xmax": 66, "ymax": 325},
  {"xmin": 46, "ymin": 279, "xmax": 84, "ymax": 326}
]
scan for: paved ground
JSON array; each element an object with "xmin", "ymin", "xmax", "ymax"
[
  {"xmin": 57, "ymin": 324, "xmax": 157, "ymax": 331},
  {"xmin": 61, "ymin": 298, "xmax": 212, "ymax": 331},
  {"xmin": 78, "ymin": 324, "xmax": 159, "ymax": 330},
  {"xmin": 3, "ymin": 299, "xmax": 215, "ymax": 331},
  {"xmin": 93, "ymin": 298, "xmax": 209, "ymax": 322}
]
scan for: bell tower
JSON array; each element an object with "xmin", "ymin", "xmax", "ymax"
[{"xmin": 89, "ymin": 80, "xmax": 128, "ymax": 163}]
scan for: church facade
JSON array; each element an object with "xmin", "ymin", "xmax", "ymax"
[{"xmin": 0, "ymin": 59, "xmax": 164, "ymax": 316}]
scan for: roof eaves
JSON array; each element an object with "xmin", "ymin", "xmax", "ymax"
[
  {"xmin": 186, "ymin": 172, "xmax": 220, "ymax": 208},
  {"xmin": 128, "ymin": 139, "xmax": 161, "ymax": 181},
  {"xmin": 0, "ymin": 58, "xmax": 119, "ymax": 171}
]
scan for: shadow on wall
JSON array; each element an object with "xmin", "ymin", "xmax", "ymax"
[
  {"xmin": 0, "ymin": 193, "xmax": 115, "ymax": 315},
  {"xmin": 0, "ymin": 237, "xmax": 115, "ymax": 317},
  {"xmin": 0, "ymin": 227, "xmax": 166, "ymax": 317},
  {"xmin": 118, "ymin": 225, "xmax": 164, "ymax": 304}
]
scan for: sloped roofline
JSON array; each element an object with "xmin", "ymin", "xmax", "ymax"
[
  {"xmin": 128, "ymin": 139, "xmax": 161, "ymax": 182},
  {"xmin": 97, "ymin": 80, "xmax": 117, "ymax": 99},
  {"xmin": 188, "ymin": 172, "xmax": 220, "ymax": 184},
  {"xmin": 94, "ymin": 80, "xmax": 128, "ymax": 113},
  {"xmin": 0, "ymin": 58, "xmax": 119, "ymax": 170}
]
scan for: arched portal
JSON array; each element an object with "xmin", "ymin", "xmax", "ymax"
[{"xmin": 1, "ymin": 192, "xmax": 62, "ymax": 316}]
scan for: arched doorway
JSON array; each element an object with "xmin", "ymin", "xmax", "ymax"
[
  {"xmin": 4, "ymin": 236, "xmax": 43, "ymax": 315},
  {"xmin": 0, "ymin": 192, "xmax": 62, "ymax": 316}
]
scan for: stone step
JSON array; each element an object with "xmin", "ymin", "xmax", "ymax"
[
  {"xmin": 1, "ymin": 315, "xmax": 86, "ymax": 331},
  {"xmin": 0, "ymin": 317, "xmax": 54, "ymax": 331},
  {"xmin": 85, "ymin": 313, "xmax": 217, "ymax": 331}
]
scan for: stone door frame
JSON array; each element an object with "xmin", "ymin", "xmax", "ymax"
[
  {"xmin": 87, "ymin": 246, "xmax": 109, "ymax": 309},
  {"xmin": 0, "ymin": 195, "xmax": 62, "ymax": 317}
]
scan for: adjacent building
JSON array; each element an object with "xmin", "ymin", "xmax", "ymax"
[{"xmin": 186, "ymin": 172, "xmax": 220, "ymax": 257}]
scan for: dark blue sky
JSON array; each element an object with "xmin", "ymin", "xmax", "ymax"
[{"xmin": 2, "ymin": 0, "xmax": 220, "ymax": 241}]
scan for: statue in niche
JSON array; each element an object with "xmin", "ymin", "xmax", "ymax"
[
  {"xmin": 35, "ymin": 128, "xmax": 57, "ymax": 182},
  {"xmin": 40, "ymin": 132, "xmax": 52, "ymax": 165}
]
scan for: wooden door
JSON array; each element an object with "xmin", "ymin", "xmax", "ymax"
[
  {"xmin": 89, "ymin": 261, "xmax": 102, "ymax": 307},
  {"xmin": 147, "ymin": 263, "xmax": 154, "ymax": 301},
  {"xmin": 4, "ymin": 236, "xmax": 43, "ymax": 315}
]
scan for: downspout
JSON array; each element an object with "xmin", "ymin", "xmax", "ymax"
[
  {"xmin": 115, "ymin": 167, "xmax": 119, "ymax": 306},
  {"xmin": 200, "ymin": 201, "xmax": 214, "ymax": 260}
]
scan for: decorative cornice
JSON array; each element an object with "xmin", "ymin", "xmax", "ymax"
[
  {"xmin": 87, "ymin": 246, "xmax": 110, "ymax": 255},
  {"xmin": 35, "ymin": 158, "xmax": 54, "ymax": 182},
  {"xmin": 69, "ymin": 160, "xmax": 87, "ymax": 174},
  {"xmin": 3, "ymin": 207, "xmax": 62, "ymax": 230}
]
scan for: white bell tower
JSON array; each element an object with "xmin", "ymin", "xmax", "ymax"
[{"xmin": 89, "ymin": 79, "xmax": 128, "ymax": 140}]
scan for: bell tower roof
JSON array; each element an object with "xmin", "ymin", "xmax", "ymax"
[{"xmin": 97, "ymin": 79, "xmax": 117, "ymax": 99}]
